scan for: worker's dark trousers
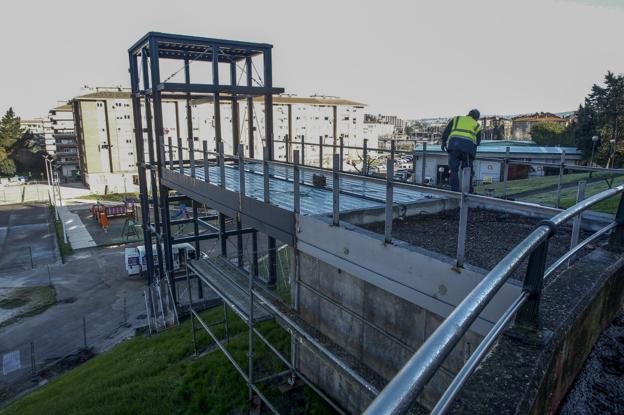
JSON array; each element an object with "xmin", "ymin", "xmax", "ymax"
[{"xmin": 448, "ymin": 150, "xmax": 474, "ymax": 192}]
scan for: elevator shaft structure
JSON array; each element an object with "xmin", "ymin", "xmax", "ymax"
[{"xmin": 128, "ymin": 32, "xmax": 284, "ymax": 290}]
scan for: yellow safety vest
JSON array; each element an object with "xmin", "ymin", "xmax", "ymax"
[{"xmin": 449, "ymin": 116, "xmax": 481, "ymax": 144}]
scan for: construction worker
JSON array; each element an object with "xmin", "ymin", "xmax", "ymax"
[{"xmin": 441, "ymin": 109, "xmax": 482, "ymax": 192}]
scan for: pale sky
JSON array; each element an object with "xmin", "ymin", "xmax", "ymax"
[{"xmin": 1, "ymin": 0, "xmax": 623, "ymax": 120}]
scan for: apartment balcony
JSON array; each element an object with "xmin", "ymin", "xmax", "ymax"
[
  {"xmin": 53, "ymin": 132, "xmax": 77, "ymax": 139},
  {"xmin": 55, "ymin": 140, "xmax": 77, "ymax": 147}
]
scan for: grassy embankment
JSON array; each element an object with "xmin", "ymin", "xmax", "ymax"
[{"xmin": 1, "ymin": 306, "xmax": 333, "ymax": 415}]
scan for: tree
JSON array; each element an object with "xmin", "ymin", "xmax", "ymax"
[
  {"xmin": 11, "ymin": 131, "xmax": 46, "ymax": 178},
  {"xmin": 0, "ymin": 158, "xmax": 16, "ymax": 177},
  {"xmin": 0, "ymin": 107, "xmax": 23, "ymax": 150},
  {"xmin": 571, "ymin": 102, "xmax": 598, "ymax": 159},
  {"xmin": 572, "ymin": 71, "xmax": 624, "ymax": 166},
  {"xmin": 530, "ymin": 123, "xmax": 574, "ymax": 146}
]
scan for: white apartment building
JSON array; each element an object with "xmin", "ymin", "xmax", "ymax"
[
  {"xmin": 44, "ymin": 104, "xmax": 80, "ymax": 179},
  {"xmin": 20, "ymin": 118, "xmax": 45, "ymax": 135},
  {"xmin": 72, "ymin": 88, "xmax": 403, "ymax": 193}
]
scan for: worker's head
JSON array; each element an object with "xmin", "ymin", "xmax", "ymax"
[{"xmin": 468, "ymin": 109, "xmax": 480, "ymax": 120}]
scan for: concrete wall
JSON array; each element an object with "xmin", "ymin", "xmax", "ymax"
[{"xmin": 296, "ymin": 251, "xmax": 483, "ymax": 412}]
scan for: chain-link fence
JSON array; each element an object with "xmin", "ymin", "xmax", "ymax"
[
  {"xmin": 0, "ymin": 301, "xmax": 135, "ymax": 406},
  {"xmin": 0, "ymin": 183, "xmax": 51, "ymax": 205}
]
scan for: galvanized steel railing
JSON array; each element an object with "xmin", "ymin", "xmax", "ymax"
[{"xmin": 364, "ymin": 183, "xmax": 624, "ymax": 414}]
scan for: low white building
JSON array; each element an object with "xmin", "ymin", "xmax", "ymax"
[{"xmin": 408, "ymin": 141, "xmax": 583, "ymax": 185}]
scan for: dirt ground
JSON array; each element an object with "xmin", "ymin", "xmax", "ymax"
[{"xmin": 361, "ymin": 208, "xmax": 596, "ymax": 281}]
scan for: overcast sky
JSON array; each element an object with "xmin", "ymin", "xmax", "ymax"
[{"xmin": 1, "ymin": 0, "xmax": 623, "ymax": 119}]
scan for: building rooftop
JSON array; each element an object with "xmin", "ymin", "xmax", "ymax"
[
  {"xmin": 73, "ymin": 90, "xmax": 132, "ymax": 100},
  {"xmin": 51, "ymin": 103, "xmax": 73, "ymax": 112}
]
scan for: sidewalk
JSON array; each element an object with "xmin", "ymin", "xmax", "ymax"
[{"xmin": 58, "ymin": 205, "xmax": 96, "ymax": 249}]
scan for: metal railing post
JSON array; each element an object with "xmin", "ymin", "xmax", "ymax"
[
  {"xmin": 556, "ymin": 150, "xmax": 566, "ymax": 208},
  {"xmin": 570, "ymin": 181, "xmax": 586, "ymax": 249},
  {"xmin": 412, "ymin": 149, "xmax": 418, "ymax": 183},
  {"xmin": 363, "ymin": 139, "xmax": 369, "ymax": 176},
  {"xmin": 318, "ymin": 136, "xmax": 323, "ymax": 169},
  {"xmin": 188, "ymin": 137, "xmax": 195, "ymax": 179},
  {"xmin": 177, "ymin": 136, "xmax": 184, "ymax": 174},
  {"xmin": 293, "ymin": 150, "xmax": 300, "ymax": 215},
  {"xmin": 384, "ymin": 159, "xmax": 394, "ymax": 244},
  {"xmin": 610, "ymin": 192, "xmax": 624, "ymax": 247},
  {"xmin": 332, "ymin": 154, "xmax": 340, "ymax": 226},
  {"xmin": 202, "ymin": 141, "xmax": 210, "ymax": 183},
  {"xmin": 421, "ymin": 142, "xmax": 427, "ymax": 185},
  {"xmin": 390, "ymin": 140, "xmax": 396, "ymax": 163},
  {"xmin": 219, "ymin": 142, "xmax": 226, "ymax": 189},
  {"xmin": 456, "ymin": 167, "xmax": 471, "ymax": 268},
  {"xmin": 339, "ymin": 135, "xmax": 344, "ymax": 172},
  {"xmin": 30, "ymin": 341, "xmax": 36, "ymax": 382},
  {"xmin": 168, "ymin": 137, "xmax": 174, "ymax": 170},
  {"xmin": 503, "ymin": 146, "xmax": 510, "ymax": 199},
  {"xmin": 515, "ymin": 237, "xmax": 550, "ymax": 329},
  {"xmin": 238, "ymin": 144, "xmax": 246, "ymax": 205},
  {"xmin": 301, "ymin": 136, "xmax": 305, "ymax": 166},
  {"xmin": 263, "ymin": 147, "xmax": 270, "ymax": 203}
]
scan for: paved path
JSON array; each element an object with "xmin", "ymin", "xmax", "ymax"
[{"xmin": 58, "ymin": 205, "xmax": 95, "ymax": 249}]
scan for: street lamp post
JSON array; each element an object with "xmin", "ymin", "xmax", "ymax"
[
  {"xmin": 609, "ymin": 139, "xmax": 616, "ymax": 169},
  {"xmin": 590, "ymin": 135, "xmax": 599, "ymax": 178},
  {"xmin": 590, "ymin": 135, "xmax": 599, "ymax": 167},
  {"xmin": 43, "ymin": 155, "xmax": 58, "ymax": 220}
]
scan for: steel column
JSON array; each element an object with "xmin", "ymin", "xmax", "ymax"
[
  {"xmin": 237, "ymin": 144, "xmax": 245, "ymax": 268},
  {"xmin": 245, "ymin": 56, "xmax": 255, "ymax": 158},
  {"xmin": 129, "ymin": 50, "xmax": 155, "ymax": 284},
  {"xmin": 149, "ymin": 37, "xmax": 176, "ymax": 304},
  {"xmin": 263, "ymin": 48, "xmax": 274, "ymax": 160}
]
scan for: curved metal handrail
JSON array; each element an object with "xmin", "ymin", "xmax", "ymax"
[{"xmin": 364, "ymin": 183, "xmax": 624, "ymax": 415}]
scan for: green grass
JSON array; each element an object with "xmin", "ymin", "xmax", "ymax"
[
  {"xmin": 80, "ymin": 192, "xmax": 141, "ymax": 202},
  {"xmin": 518, "ymin": 175, "xmax": 624, "ymax": 214},
  {"xmin": 0, "ymin": 286, "xmax": 57, "ymax": 328},
  {"xmin": 474, "ymin": 171, "xmax": 613, "ymax": 197},
  {"xmin": 1, "ymin": 306, "xmax": 333, "ymax": 415}
]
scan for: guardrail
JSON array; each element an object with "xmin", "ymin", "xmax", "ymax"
[{"xmin": 363, "ymin": 182, "xmax": 624, "ymax": 414}]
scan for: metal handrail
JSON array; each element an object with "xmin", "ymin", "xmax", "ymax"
[
  {"xmin": 430, "ymin": 219, "xmax": 617, "ymax": 415},
  {"xmin": 363, "ymin": 183, "xmax": 624, "ymax": 415}
]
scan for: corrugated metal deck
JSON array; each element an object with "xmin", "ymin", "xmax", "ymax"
[{"xmin": 182, "ymin": 162, "xmax": 439, "ymax": 215}]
